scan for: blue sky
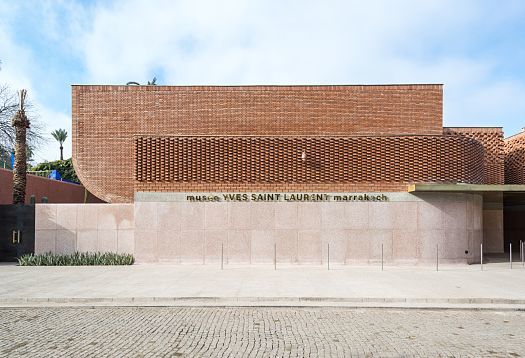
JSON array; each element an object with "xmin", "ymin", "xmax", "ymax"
[{"xmin": 1, "ymin": 0, "xmax": 524, "ymax": 162}]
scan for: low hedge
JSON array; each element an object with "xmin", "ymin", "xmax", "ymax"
[{"xmin": 18, "ymin": 252, "xmax": 134, "ymax": 266}]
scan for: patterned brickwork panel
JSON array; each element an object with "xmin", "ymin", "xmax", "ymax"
[
  {"xmin": 444, "ymin": 127, "xmax": 504, "ymax": 184},
  {"xmin": 135, "ymin": 136, "xmax": 485, "ymax": 189},
  {"xmin": 504, "ymin": 132, "xmax": 525, "ymax": 184},
  {"xmin": 134, "ymin": 182, "xmax": 409, "ymax": 193}
]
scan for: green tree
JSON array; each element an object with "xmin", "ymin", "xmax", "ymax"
[
  {"xmin": 31, "ymin": 158, "xmax": 79, "ymax": 183},
  {"xmin": 1, "ymin": 60, "xmax": 43, "ymax": 165},
  {"xmin": 51, "ymin": 128, "xmax": 67, "ymax": 160}
]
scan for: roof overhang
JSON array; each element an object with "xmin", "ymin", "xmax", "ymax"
[
  {"xmin": 407, "ymin": 183, "xmax": 525, "ymax": 193},
  {"xmin": 408, "ymin": 183, "xmax": 525, "ymax": 204}
]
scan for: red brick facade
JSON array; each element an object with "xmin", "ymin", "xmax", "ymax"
[
  {"xmin": 443, "ymin": 127, "xmax": 504, "ymax": 184},
  {"xmin": 134, "ymin": 135, "xmax": 485, "ymax": 193},
  {"xmin": 72, "ymin": 84, "xmax": 513, "ymax": 203},
  {"xmin": 504, "ymin": 131, "xmax": 525, "ymax": 184}
]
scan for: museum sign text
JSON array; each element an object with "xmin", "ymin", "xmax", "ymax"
[{"xmin": 186, "ymin": 193, "xmax": 389, "ymax": 202}]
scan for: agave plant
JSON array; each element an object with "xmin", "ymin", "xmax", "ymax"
[{"xmin": 18, "ymin": 252, "xmax": 135, "ymax": 266}]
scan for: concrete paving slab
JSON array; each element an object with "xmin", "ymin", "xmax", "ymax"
[{"xmin": 0, "ymin": 262, "xmax": 524, "ymax": 308}]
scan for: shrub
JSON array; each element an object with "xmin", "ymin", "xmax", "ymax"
[
  {"xmin": 18, "ymin": 252, "xmax": 134, "ymax": 266},
  {"xmin": 31, "ymin": 158, "xmax": 79, "ymax": 183}
]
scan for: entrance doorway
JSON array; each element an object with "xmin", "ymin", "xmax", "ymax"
[
  {"xmin": 0, "ymin": 205, "xmax": 35, "ymax": 262},
  {"xmin": 503, "ymin": 192, "xmax": 525, "ymax": 254}
]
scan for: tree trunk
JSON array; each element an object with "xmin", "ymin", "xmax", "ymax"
[
  {"xmin": 60, "ymin": 145, "xmax": 63, "ymax": 161},
  {"xmin": 12, "ymin": 111, "xmax": 27, "ymax": 204}
]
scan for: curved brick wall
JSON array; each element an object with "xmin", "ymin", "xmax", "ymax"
[
  {"xmin": 444, "ymin": 127, "xmax": 504, "ymax": 184},
  {"xmin": 134, "ymin": 135, "xmax": 485, "ymax": 192},
  {"xmin": 505, "ymin": 132, "xmax": 525, "ymax": 184}
]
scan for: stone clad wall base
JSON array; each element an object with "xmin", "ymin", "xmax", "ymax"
[
  {"xmin": 35, "ymin": 204, "xmax": 134, "ymax": 255},
  {"xmin": 34, "ymin": 193, "xmax": 483, "ymax": 265},
  {"xmin": 134, "ymin": 192, "xmax": 482, "ymax": 265}
]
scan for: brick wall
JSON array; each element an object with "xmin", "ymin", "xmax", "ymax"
[
  {"xmin": 504, "ymin": 131, "xmax": 525, "ymax": 184},
  {"xmin": 73, "ymin": 84, "xmax": 443, "ymax": 203},
  {"xmin": 134, "ymin": 135, "xmax": 485, "ymax": 193},
  {"xmin": 443, "ymin": 127, "xmax": 504, "ymax": 184},
  {"xmin": 0, "ymin": 168, "xmax": 104, "ymax": 204}
]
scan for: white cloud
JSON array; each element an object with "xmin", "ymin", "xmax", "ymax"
[
  {"xmin": 78, "ymin": 0, "xmax": 487, "ymax": 83},
  {"xmin": 2, "ymin": 0, "xmax": 525, "ymax": 165},
  {"xmin": 34, "ymin": 109, "xmax": 72, "ymax": 162},
  {"xmin": 0, "ymin": 33, "xmax": 34, "ymax": 90},
  {"xmin": 0, "ymin": 18, "xmax": 71, "ymax": 162},
  {"xmin": 73, "ymin": 0, "xmax": 525, "ymax": 136},
  {"xmin": 445, "ymin": 80, "xmax": 525, "ymax": 134}
]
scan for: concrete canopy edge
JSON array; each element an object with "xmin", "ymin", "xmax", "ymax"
[{"xmin": 408, "ymin": 183, "xmax": 525, "ymax": 193}]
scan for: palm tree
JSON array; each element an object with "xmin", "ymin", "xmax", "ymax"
[
  {"xmin": 12, "ymin": 89, "xmax": 29, "ymax": 204},
  {"xmin": 51, "ymin": 128, "xmax": 67, "ymax": 160}
]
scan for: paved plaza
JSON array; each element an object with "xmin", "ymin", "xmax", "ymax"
[
  {"xmin": 1, "ymin": 306, "xmax": 524, "ymax": 357},
  {"xmin": 1, "ymin": 261, "xmax": 524, "ymax": 356},
  {"xmin": 1, "ymin": 261, "xmax": 525, "ymax": 308}
]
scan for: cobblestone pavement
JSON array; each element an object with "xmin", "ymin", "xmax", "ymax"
[{"xmin": 0, "ymin": 307, "xmax": 524, "ymax": 357}]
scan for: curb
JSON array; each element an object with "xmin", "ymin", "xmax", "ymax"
[{"xmin": 1, "ymin": 297, "xmax": 525, "ymax": 310}]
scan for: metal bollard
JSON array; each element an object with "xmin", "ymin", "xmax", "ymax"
[
  {"xmin": 221, "ymin": 243, "xmax": 224, "ymax": 270},
  {"xmin": 436, "ymin": 244, "xmax": 439, "ymax": 272},
  {"xmin": 510, "ymin": 243, "xmax": 512, "ymax": 269},
  {"xmin": 520, "ymin": 240, "xmax": 524, "ymax": 262},
  {"xmin": 327, "ymin": 243, "xmax": 330, "ymax": 271},
  {"xmin": 381, "ymin": 243, "xmax": 384, "ymax": 271},
  {"xmin": 480, "ymin": 243, "xmax": 483, "ymax": 271}
]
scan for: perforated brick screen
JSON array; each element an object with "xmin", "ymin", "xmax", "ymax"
[
  {"xmin": 135, "ymin": 136, "xmax": 485, "ymax": 189},
  {"xmin": 505, "ymin": 132, "xmax": 525, "ymax": 184},
  {"xmin": 444, "ymin": 127, "xmax": 504, "ymax": 184}
]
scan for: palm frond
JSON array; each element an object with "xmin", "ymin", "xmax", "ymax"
[{"xmin": 51, "ymin": 128, "xmax": 68, "ymax": 144}]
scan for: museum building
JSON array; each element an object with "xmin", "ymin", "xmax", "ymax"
[{"xmin": 36, "ymin": 84, "xmax": 525, "ymax": 264}]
